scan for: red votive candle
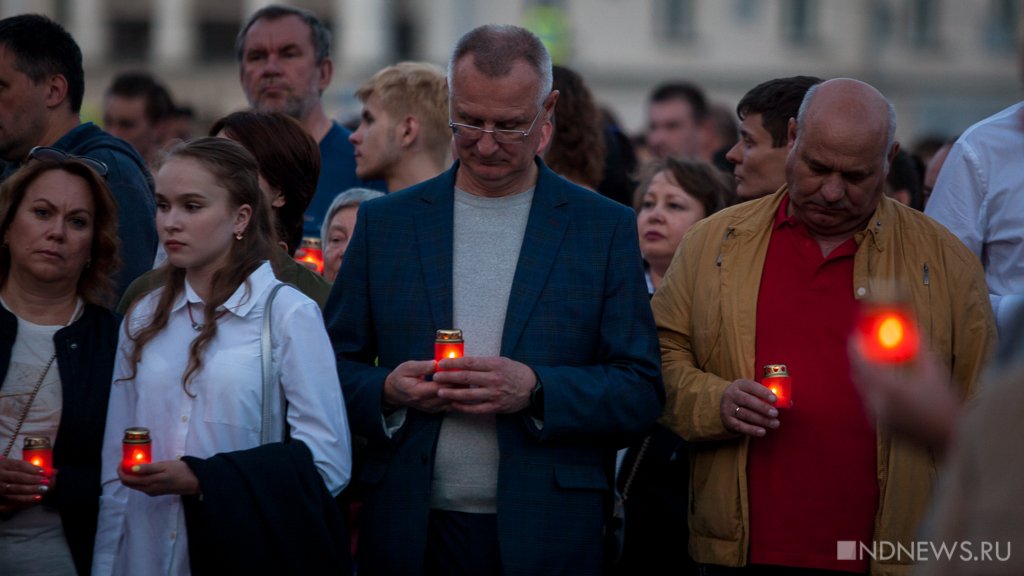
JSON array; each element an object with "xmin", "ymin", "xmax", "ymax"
[
  {"xmin": 22, "ymin": 436, "xmax": 53, "ymax": 475},
  {"xmin": 122, "ymin": 427, "xmax": 152, "ymax": 473},
  {"xmin": 856, "ymin": 304, "xmax": 919, "ymax": 364},
  {"xmin": 763, "ymin": 364, "xmax": 793, "ymax": 409},
  {"xmin": 434, "ymin": 329, "xmax": 464, "ymax": 371}
]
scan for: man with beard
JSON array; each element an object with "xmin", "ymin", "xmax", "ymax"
[{"xmin": 236, "ymin": 4, "xmax": 382, "ymax": 239}]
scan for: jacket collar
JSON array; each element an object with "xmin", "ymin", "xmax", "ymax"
[
  {"xmin": 727, "ymin": 184, "xmax": 788, "ymax": 238},
  {"xmin": 732, "ymin": 184, "xmax": 895, "ymax": 252},
  {"xmin": 857, "ymin": 194, "xmax": 901, "ymax": 253},
  {"xmin": 415, "ymin": 157, "xmax": 569, "ymax": 207},
  {"xmin": 412, "ymin": 157, "xmax": 570, "ymax": 353}
]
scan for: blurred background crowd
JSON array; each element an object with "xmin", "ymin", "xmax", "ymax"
[{"xmin": 3, "ymin": 0, "xmax": 1019, "ymax": 159}]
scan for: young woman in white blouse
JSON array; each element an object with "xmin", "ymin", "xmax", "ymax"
[{"xmin": 92, "ymin": 138, "xmax": 351, "ymax": 575}]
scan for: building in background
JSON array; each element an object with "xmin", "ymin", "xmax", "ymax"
[{"xmin": 2, "ymin": 0, "xmax": 1019, "ymax": 144}]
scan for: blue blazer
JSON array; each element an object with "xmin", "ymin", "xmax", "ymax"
[{"xmin": 325, "ymin": 159, "xmax": 663, "ymax": 576}]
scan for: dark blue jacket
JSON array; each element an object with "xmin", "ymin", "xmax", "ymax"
[
  {"xmin": 53, "ymin": 123, "xmax": 158, "ymax": 297},
  {"xmin": 325, "ymin": 158, "xmax": 664, "ymax": 576},
  {"xmin": 0, "ymin": 302, "xmax": 120, "ymax": 576},
  {"xmin": 181, "ymin": 441, "xmax": 350, "ymax": 575}
]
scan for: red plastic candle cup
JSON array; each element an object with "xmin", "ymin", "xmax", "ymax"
[
  {"xmin": 763, "ymin": 364, "xmax": 793, "ymax": 409},
  {"xmin": 434, "ymin": 329, "xmax": 464, "ymax": 371},
  {"xmin": 856, "ymin": 304, "xmax": 920, "ymax": 364},
  {"xmin": 22, "ymin": 436, "xmax": 53, "ymax": 475},
  {"xmin": 122, "ymin": 427, "xmax": 152, "ymax": 473}
]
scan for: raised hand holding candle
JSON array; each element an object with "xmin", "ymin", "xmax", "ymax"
[
  {"xmin": 856, "ymin": 304, "xmax": 919, "ymax": 364},
  {"xmin": 22, "ymin": 436, "xmax": 53, "ymax": 476},
  {"xmin": 122, "ymin": 427, "xmax": 152, "ymax": 473},
  {"xmin": 763, "ymin": 364, "xmax": 793, "ymax": 409},
  {"xmin": 435, "ymin": 329, "xmax": 464, "ymax": 371}
]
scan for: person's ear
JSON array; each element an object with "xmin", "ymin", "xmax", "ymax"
[
  {"xmin": 535, "ymin": 90, "xmax": 560, "ymax": 155},
  {"xmin": 399, "ymin": 115, "xmax": 420, "ymax": 148},
  {"xmin": 887, "ymin": 141, "xmax": 901, "ymax": 170},
  {"xmin": 234, "ymin": 204, "xmax": 253, "ymax": 236},
  {"xmin": 317, "ymin": 57, "xmax": 333, "ymax": 94},
  {"xmin": 44, "ymin": 74, "xmax": 69, "ymax": 110}
]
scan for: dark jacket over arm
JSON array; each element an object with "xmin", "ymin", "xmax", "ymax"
[{"xmin": 181, "ymin": 441, "xmax": 350, "ymax": 576}]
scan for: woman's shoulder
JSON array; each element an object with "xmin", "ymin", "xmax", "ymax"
[
  {"xmin": 263, "ymin": 281, "xmax": 318, "ymax": 314},
  {"xmin": 82, "ymin": 301, "xmax": 121, "ymax": 327},
  {"xmin": 256, "ymin": 280, "xmax": 321, "ymax": 340},
  {"xmin": 122, "ymin": 286, "xmax": 171, "ymax": 328},
  {"xmin": 116, "ymin": 268, "xmax": 163, "ymax": 315}
]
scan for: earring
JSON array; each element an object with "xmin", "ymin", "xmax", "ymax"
[{"xmin": 235, "ymin": 231, "xmax": 244, "ymax": 241}]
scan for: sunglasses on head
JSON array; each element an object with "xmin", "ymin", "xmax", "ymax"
[{"xmin": 26, "ymin": 146, "xmax": 109, "ymax": 177}]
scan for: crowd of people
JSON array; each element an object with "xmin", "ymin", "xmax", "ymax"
[{"xmin": 0, "ymin": 4, "xmax": 1020, "ymax": 576}]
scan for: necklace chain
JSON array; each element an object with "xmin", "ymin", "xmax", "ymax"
[
  {"xmin": 2, "ymin": 354, "xmax": 58, "ymax": 458},
  {"xmin": 0, "ymin": 297, "xmax": 81, "ymax": 457},
  {"xmin": 186, "ymin": 302, "xmax": 228, "ymax": 332}
]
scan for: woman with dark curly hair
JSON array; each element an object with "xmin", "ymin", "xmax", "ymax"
[{"xmin": 545, "ymin": 65, "xmax": 607, "ymax": 191}]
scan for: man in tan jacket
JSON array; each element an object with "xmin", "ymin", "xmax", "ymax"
[{"xmin": 652, "ymin": 78, "xmax": 995, "ymax": 576}]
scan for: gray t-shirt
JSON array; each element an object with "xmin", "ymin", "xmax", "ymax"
[{"xmin": 430, "ymin": 186, "xmax": 534, "ymax": 513}]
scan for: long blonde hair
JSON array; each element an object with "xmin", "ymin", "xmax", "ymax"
[{"xmin": 124, "ymin": 138, "xmax": 276, "ymax": 393}]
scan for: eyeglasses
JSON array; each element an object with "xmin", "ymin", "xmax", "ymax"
[
  {"xmin": 448, "ymin": 107, "xmax": 545, "ymax": 145},
  {"xmin": 26, "ymin": 146, "xmax": 109, "ymax": 177}
]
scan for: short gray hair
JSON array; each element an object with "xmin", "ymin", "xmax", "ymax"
[
  {"xmin": 447, "ymin": 24, "xmax": 553, "ymax": 109},
  {"xmin": 321, "ymin": 188, "xmax": 385, "ymax": 242}
]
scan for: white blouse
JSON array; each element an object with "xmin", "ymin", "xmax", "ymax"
[{"xmin": 92, "ymin": 262, "xmax": 351, "ymax": 576}]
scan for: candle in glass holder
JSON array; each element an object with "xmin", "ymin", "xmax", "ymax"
[
  {"xmin": 434, "ymin": 329, "xmax": 464, "ymax": 371},
  {"xmin": 122, "ymin": 427, "xmax": 152, "ymax": 473},
  {"xmin": 763, "ymin": 364, "xmax": 793, "ymax": 409},
  {"xmin": 22, "ymin": 436, "xmax": 53, "ymax": 475},
  {"xmin": 856, "ymin": 304, "xmax": 919, "ymax": 364}
]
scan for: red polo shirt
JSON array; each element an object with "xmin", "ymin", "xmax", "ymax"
[{"xmin": 747, "ymin": 196, "xmax": 876, "ymax": 572}]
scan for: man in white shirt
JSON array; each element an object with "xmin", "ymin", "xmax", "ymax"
[{"xmin": 924, "ymin": 100, "xmax": 1024, "ymax": 337}]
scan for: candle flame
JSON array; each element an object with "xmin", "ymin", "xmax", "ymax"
[
  {"xmin": 448, "ymin": 352, "xmax": 456, "ymax": 359},
  {"xmin": 31, "ymin": 457, "xmax": 42, "ymax": 466},
  {"xmin": 877, "ymin": 315, "xmax": 905, "ymax": 349},
  {"xmin": 770, "ymin": 386, "xmax": 778, "ymax": 395},
  {"xmin": 134, "ymin": 452, "xmax": 145, "ymax": 461}
]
